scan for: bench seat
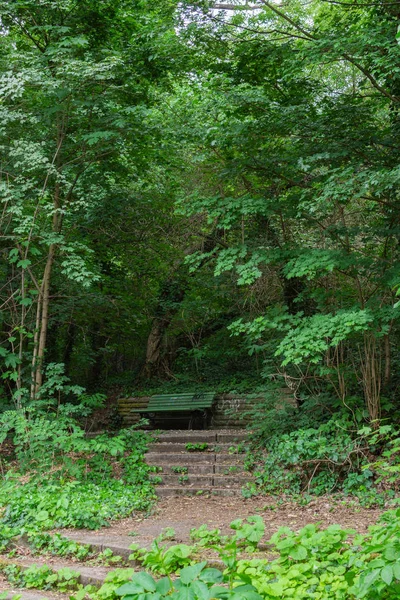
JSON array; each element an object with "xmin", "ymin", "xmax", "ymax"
[{"xmin": 132, "ymin": 392, "xmax": 216, "ymax": 429}]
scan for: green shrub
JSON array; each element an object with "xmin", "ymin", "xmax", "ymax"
[
  {"xmin": 246, "ymin": 416, "xmax": 398, "ymax": 504},
  {"xmin": 0, "ymin": 423, "xmax": 156, "ymax": 540},
  {"xmin": 62, "ymin": 508, "xmax": 400, "ymax": 599},
  {"xmin": 185, "ymin": 443, "xmax": 209, "ymax": 452}
]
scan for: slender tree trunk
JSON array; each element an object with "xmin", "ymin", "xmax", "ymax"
[
  {"xmin": 16, "ymin": 268, "xmax": 25, "ymax": 402},
  {"xmin": 384, "ymin": 333, "xmax": 391, "ymax": 387},
  {"xmin": 33, "ymin": 244, "xmax": 56, "ymax": 395},
  {"xmin": 31, "ymin": 181, "xmax": 61, "ymax": 398},
  {"xmin": 30, "ymin": 291, "xmax": 43, "ymax": 400},
  {"xmin": 360, "ymin": 333, "xmax": 381, "ymax": 425}
]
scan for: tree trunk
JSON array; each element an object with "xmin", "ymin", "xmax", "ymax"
[
  {"xmin": 360, "ymin": 333, "xmax": 381, "ymax": 424},
  {"xmin": 140, "ymin": 233, "xmax": 222, "ymax": 380},
  {"xmin": 32, "ymin": 243, "xmax": 55, "ymax": 395},
  {"xmin": 31, "ymin": 181, "xmax": 61, "ymax": 398},
  {"xmin": 141, "ymin": 281, "xmax": 187, "ymax": 380},
  {"xmin": 142, "ymin": 319, "xmax": 168, "ymax": 379},
  {"xmin": 384, "ymin": 333, "xmax": 391, "ymax": 387}
]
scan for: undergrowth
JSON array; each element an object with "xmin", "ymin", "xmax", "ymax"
[
  {"xmin": 0, "ymin": 395, "xmax": 156, "ymax": 541},
  {"xmin": 243, "ymin": 402, "xmax": 400, "ymax": 507},
  {"xmin": 3, "ymin": 512, "xmax": 400, "ymax": 599}
]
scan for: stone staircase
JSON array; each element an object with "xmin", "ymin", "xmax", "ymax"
[{"xmin": 146, "ymin": 430, "xmax": 251, "ymax": 497}]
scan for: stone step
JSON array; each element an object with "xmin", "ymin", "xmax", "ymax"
[
  {"xmin": 2, "ymin": 591, "xmax": 64, "ymax": 600},
  {"xmin": 156, "ymin": 464, "xmax": 212, "ymax": 475},
  {"xmin": 157, "ymin": 463, "xmax": 248, "ymax": 475},
  {"xmin": 154, "ymin": 431, "xmax": 248, "ymax": 444},
  {"xmin": 145, "ymin": 430, "xmax": 250, "ymax": 497},
  {"xmin": 156, "ymin": 487, "xmax": 241, "ymax": 497},
  {"xmin": 215, "ymin": 464, "xmax": 248, "ymax": 474},
  {"xmin": 154, "ymin": 474, "xmax": 214, "ymax": 486},
  {"xmin": 146, "ymin": 452, "xmax": 216, "ymax": 464},
  {"xmin": 215, "ymin": 453, "xmax": 246, "ymax": 464},
  {"xmin": 146, "ymin": 452, "xmax": 245, "ymax": 465},
  {"xmin": 217, "ymin": 432, "xmax": 248, "ymax": 443},
  {"xmin": 0, "ymin": 556, "xmax": 111, "ymax": 589},
  {"xmin": 154, "ymin": 432, "xmax": 218, "ymax": 443},
  {"xmin": 214, "ymin": 474, "xmax": 251, "ymax": 485},
  {"xmin": 59, "ymin": 533, "xmax": 225, "ymax": 568},
  {"xmin": 152, "ymin": 474, "xmax": 250, "ymax": 486},
  {"xmin": 212, "ymin": 418, "xmax": 252, "ymax": 425},
  {"xmin": 148, "ymin": 442, "xmax": 233, "ymax": 453}
]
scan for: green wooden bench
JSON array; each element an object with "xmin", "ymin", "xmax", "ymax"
[{"xmin": 131, "ymin": 391, "xmax": 216, "ymax": 429}]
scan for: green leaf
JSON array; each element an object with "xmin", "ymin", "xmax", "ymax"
[
  {"xmin": 132, "ymin": 572, "xmax": 157, "ymax": 592},
  {"xmin": 155, "ymin": 577, "xmax": 172, "ymax": 594},
  {"xmin": 356, "ymin": 569, "xmax": 381, "ymax": 598},
  {"xmin": 20, "ymin": 297, "xmax": 33, "ymax": 306},
  {"xmin": 17, "ymin": 259, "xmax": 31, "ymax": 269},
  {"xmin": 393, "ymin": 563, "xmax": 400, "ymax": 580},
  {"xmin": 116, "ymin": 582, "xmax": 145, "ymax": 596},
  {"xmin": 180, "ymin": 562, "xmax": 207, "ymax": 584},
  {"xmin": 289, "ymin": 545, "xmax": 308, "ymax": 560},
  {"xmin": 36, "ymin": 510, "xmax": 49, "ymax": 522},
  {"xmin": 211, "ymin": 586, "xmax": 231, "ymax": 598},
  {"xmin": 191, "ymin": 581, "xmax": 210, "ymax": 599},
  {"xmin": 383, "ymin": 546, "xmax": 398, "ymax": 561},
  {"xmin": 175, "ymin": 587, "xmax": 196, "ymax": 600},
  {"xmin": 199, "ymin": 568, "xmax": 224, "ymax": 584},
  {"xmin": 381, "ymin": 565, "xmax": 393, "ymax": 585}
]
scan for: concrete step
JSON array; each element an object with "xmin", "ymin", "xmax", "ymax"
[
  {"xmin": 153, "ymin": 474, "xmax": 251, "ymax": 486},
  {"xmin": 215, "ymin": 453, "xmax": 246, "ymax": 464},
  {"xmin": 215, "ymin": 464, "xmax": 248, "ymax": 474},
  {"xmin": 145, "ymin": 430, "xmax": 251, "ymax": 497},
  {"xmin": 146, "ymin": 452, "xmax": 216, "ymax": 464},
  {"xmin": 217, "ymin": 432, "xmax": 248, "ymax": 443},
  {"xmin": 154, "ymin": 432, "xmax": 218, "ymax": 443},
  {"xmin": 154, "ymin": 474, "xmax": 214, "ymax": 486},
  {"xmin": 154, "ymin": 431, "xmax": 248, "ymax": 444},
  {"xmin": 59, "ymin": 532, "xmax": 226, "ymax": 568},
  {"xmin": 156, "ymin": 487, "xmax": 241, "ymax": 497},
  {"xmin": 213, "ymin": 474, "xmax": 251, "ymax": 485},
  {"xmin": 2, "ymin": 591, "xmax": 65, "ymax": 600},
  {"xmin": 156, "ymin": 464, "xmax": 212, "ymax": 475},
  {"xmin": 0, "ymin": 556, "xmax": 112, "ymax": 589},
  {"xmin": 156, "ymin": 463, "xmax": 248, "ymax": 475},
  {"xmin": 146, "ymin": 452, "xmax": 245, "ymax": 465},
  {"xmin": 148, "ymin": 442, "xmax": 233, "ymax": 453}
]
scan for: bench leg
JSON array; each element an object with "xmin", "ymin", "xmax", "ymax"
[{"xmin": 188, "ymin": 409, "xmax": 209, "ymax": 430}]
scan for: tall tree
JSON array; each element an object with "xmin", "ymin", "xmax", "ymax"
[
  {"xmin": 169, "ymin": 0, "xmax": 400, "ymax": 421},
  {"xmin": 0, "ymin": 0, "xmax": 181, "ymax": 402}
]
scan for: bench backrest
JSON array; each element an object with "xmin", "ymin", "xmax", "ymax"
[{"xmin": 146, "ymin": 391, "xmax": 216, "ymax": 412}]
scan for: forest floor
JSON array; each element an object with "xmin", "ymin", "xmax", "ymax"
[
  {"xmin": 60, "ymin": 494, "xmax": 383, "ymax": 549},
  {"xmin": 0, "ymin": 495, "xmax": 384, "ymax": 599}
]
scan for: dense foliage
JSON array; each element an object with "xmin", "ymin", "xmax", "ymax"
[
  {"xmin": 4, "ymin": 4, "xmax": 400, "ymax": 598},
  {"xmin": 0, "ymin": 422, "xmax": 155, "ymax": 543},
  {"xmin": 2, "ymin": 1, "xmax": 400, "ymax": 595},
  {"xmin": 4, "ymin": 513, "xmax": 400, "ymax": 599},
  {"xmin": 1, "ymin": 0, "xmax": 400, "ymax": 422}
]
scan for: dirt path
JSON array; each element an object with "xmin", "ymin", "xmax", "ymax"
[
  {"xmin": 0, "ymin": 495, "xmax": 384, "ymax": 598},
  {"xmin": 62, "ymin": 495, "xmax": 384, "ymax": 550}
]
